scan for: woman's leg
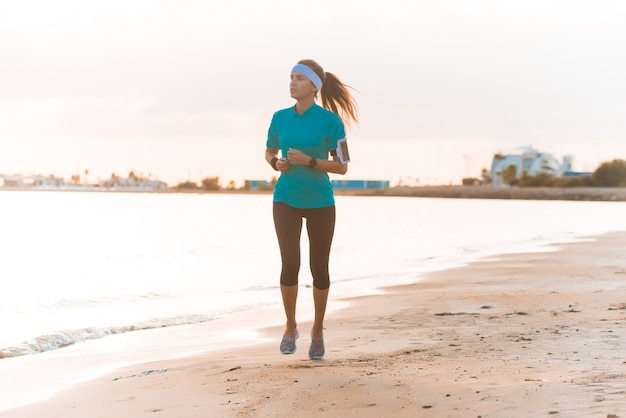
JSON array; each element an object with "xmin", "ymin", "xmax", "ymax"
[
  {"xmin": 280, "ymin": 285, "xmax": 298, "ymax": 332},
  {"xmin": 305, "ymin": 205, "xmax": 336, "ymax": 339},
  {"xmin": 311, "ymin": 287, "xmax": 329, "ymax": 339},
  {"xmin": 273, "ymin": 202, "xmax": 303, "ymax": 333}
]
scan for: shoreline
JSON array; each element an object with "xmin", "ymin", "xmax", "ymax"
[
  {"xmin": 3, "ymin": 185, "xmax": 626, "ymax": 201},
  {"xmin": 3, "ymin": 232, "xmax": 626, "ymax": 417},
  {"xmin": 347, "ymin": 185, "xmax": 626, "ymax": 201}
]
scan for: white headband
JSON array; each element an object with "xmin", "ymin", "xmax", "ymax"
[{"xmin": 292, "ymin": 64, "xmax": 323, "ymax": 90}]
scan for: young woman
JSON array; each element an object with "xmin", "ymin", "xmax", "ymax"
[{"xmin": 265, "ymin": 59, "xmax": 358, "ymax": 360}]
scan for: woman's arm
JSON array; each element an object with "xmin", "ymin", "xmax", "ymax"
[
  {"xmin": 265, "ymin": 148, "xmax": 278, "ymax": 165},
  {"xmin": 265, "ymin": 148, "xmax": 290, "ymax": 172},
  {"xmin": 286, "ymin": 149, "xmax": 348, "ymax": 175}
]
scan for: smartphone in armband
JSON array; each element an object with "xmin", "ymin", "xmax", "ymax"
[{"xmin": 336, "ymin": 138, "xmax": 350, "ymax": 164}]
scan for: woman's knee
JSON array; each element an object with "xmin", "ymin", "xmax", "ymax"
[
  {"xmin": 313, "ymin": 280, "xmax": 330, "ymax": 290},
  {"xmin": 312, "ymin": 272, "xmax": 330, "ymax": 290},
  {"xmin": 280, "ymin": 261, "xmax": 300, "ymax": 286},
  {"xmin": 280, "ymin": 276, "xmax": 299, "ymax": 286}
]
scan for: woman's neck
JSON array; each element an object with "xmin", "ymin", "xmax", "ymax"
[{"xmin": 295, "ymin": 98, "xmax": 315, "ymax": 114}]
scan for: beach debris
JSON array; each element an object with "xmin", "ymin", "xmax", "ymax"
[
  {"xmin": 112, "ymin": 368, "xmax": 168, "ymax": 381},
  {"xmin": 480, "ymin": 305, "xmax": 494, "ymax": 309},
  {"xmin": 504, "ymin": 311, "xmax": 528, "ymax": 316},
  {"xmin": 434, "ymin": 312, "xmax": 478, "ymax": 316},
  {"xmin": 608, "ymin": 303, "xmax": 626, "ymax": 310},
  {"xmin": 525, "ymin": 377, "xmax": 548, "ymax": 382},
  {"xmin": 140, "ymin": 369, "xmax": 167, "ymax": 376},
  {"xmin": 223, "ymin": 365, "xmax": 241, "ymax": 373},
  {"xmin": 563, "ymin": 304, "xmax": 581, "ymax": 313}
]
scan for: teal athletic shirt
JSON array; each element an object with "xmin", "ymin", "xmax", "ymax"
[{"xmin": 266, "ymin": 103, "xmax": 346, "ymax": 209}]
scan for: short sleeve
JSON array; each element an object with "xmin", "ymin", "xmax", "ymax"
[
  {"xmin": 327, "ymin": 114, "xmax": 346, "ymax": 152},
  {"xmin": 266, "ymin": 114, "xmax": 279, "ymax": 149}
]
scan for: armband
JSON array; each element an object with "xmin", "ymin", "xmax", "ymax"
[{"xmin": 336, "ymin": 138, "xmax": 350, "ymax": 164}]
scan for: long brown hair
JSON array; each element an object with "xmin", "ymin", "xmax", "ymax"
[{"xmin": 298, "ymin": 59, "xmax": 359, "ymax": 129}]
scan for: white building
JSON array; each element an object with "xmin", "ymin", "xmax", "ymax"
[
  {"xmin": 489, "ymin": 146, "xmax": 571, "ymax": 186},
  {"xmin": 0, "ymin": 174, "xmax": 64, "ymax": 188}
]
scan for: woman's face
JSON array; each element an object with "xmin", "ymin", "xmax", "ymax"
[{"xmin": 290, "ymin": 71, "xmax": 317, "ymax": 100}]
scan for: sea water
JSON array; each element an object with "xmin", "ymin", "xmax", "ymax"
[{"xmin": 1, "ymin": 190, "xmax": 626, "ymax": 410}]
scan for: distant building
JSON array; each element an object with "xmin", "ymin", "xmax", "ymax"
[
  {"xmin": 1, "ymin": 174, "xmax": 25, "ymax": 188},
  {"xmin": 490, "ymin": 146, "xmax": 571, "ymax": 186},
  {"xmin": 244, "ymin": 180, "xmax": 274, "ymax": 191},
  {"xmin": 331, "ymin": 180, "xmax": 390, "ymax": 190},
  {"xmin": 33, "ymin": 175, "xmax": 65, "ymax": 188},
  {"xmin": 244, "ymin": 179, "xmax": 390, "ymax": 191},
  {"xmin": 1, "ymin": 174, "xmax": 64, "ymax": 188}
]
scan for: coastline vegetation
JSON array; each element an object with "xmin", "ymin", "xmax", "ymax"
[{"xmin": 462, "ymin": 159, "xmax": 626, "ymax": 189}]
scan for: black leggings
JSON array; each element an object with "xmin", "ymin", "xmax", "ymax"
[{"xmin": 273, "ymin": 202, "xmax": 336, "ymax": 290}]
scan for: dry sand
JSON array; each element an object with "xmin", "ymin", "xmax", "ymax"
[{"xmin": 3, "ymin": 232, "xmax": 626, "ymax": 417}]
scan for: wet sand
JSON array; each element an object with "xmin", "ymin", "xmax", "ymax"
[{"xmin": 3, "ymin": 232, "xmax": 626, "ymax": 417}]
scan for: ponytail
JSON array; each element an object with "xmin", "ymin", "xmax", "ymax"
[{"xmin": 297, "ymin": 59, "xmax": 359, "ymax": 129}]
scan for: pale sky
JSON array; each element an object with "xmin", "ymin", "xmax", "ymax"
[{"xmin": 1, "ymin": 0, "xmax": 625, "ymax": 186}]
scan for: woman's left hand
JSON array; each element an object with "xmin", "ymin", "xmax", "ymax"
[{"xmin": 287, "ymin": 148, "xmax": 310, "ymax": 166}]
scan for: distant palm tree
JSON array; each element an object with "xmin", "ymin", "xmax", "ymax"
[{"xmin": 503, "ymin": 164, "xmax": 518, "ymax": 186}]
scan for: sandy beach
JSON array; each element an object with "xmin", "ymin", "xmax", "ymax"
[{"xmin": 3, "ymin": 232, "xmax": 626, "ymax": 417}]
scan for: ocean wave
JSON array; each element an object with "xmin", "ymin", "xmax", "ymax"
[{"xmin": 0, "ymin": 314, "xmax": 214, "ymax": 360}]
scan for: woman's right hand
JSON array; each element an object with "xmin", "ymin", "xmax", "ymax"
[{"xmin": 276, "ymin": 158, "xmax": 290, "ymax": 172}]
